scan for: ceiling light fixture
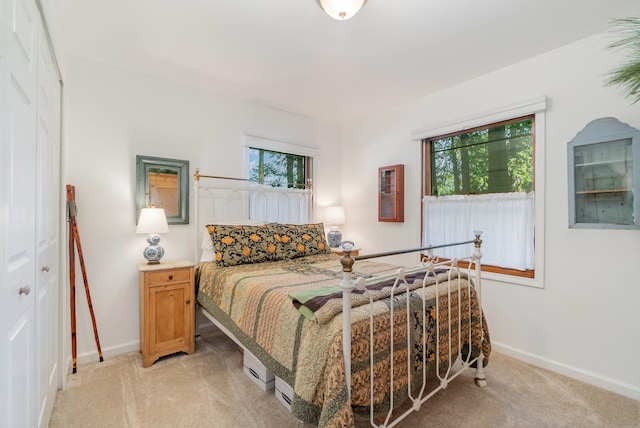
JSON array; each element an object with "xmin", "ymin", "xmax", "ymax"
[{"xmin": 317, "ymin": 0, "xmax": 367, "ymax": 21}]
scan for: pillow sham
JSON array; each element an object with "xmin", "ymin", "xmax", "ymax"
[
  {"xmin": 207, "ymin": 224, "xmax": 279, "ymax": 267},
  {"xmin": 206, "ymin": 222, "xmax": 332, "ymax": 267},
  {"xmin": 274, "ymin": 223, "xmax": 331, "ymax": 259},
  {"xmin": 200, "ymin": 221, "xmax": 266, "ymax": 263}
]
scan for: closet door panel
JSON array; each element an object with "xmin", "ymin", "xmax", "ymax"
[
  {"xmin": 4, "ymin": 65, "xmax": 37, "ymax": 428},
  {"xmin": 35, "ymin": 21, "xmax": 60, "ymax": 426},
  {"xmin": 1, "ymin": 0, "xmax": 38, "ymax": 426}
]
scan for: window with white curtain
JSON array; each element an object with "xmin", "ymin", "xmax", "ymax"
[
  {"xmin": 422, "ymin": 116, "xmax": 536, "ymax": 276},
  {"xmin": 248, "ymin": 147, "xmax": 313, "ymax": 224}
]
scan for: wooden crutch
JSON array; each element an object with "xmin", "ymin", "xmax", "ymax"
[{"xmin": 67, "ymin": 184, "xmax": 104, "ymax": 373}]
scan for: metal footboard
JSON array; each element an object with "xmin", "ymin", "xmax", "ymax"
[{"xmin": 339, "ymin": 232, "xmax": 485, "ymax": 427}]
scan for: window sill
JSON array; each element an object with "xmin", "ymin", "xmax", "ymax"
[
  {"xmin": 481, "ymin": 270, "xmax": 542, "ymax": 288},
  {"xmin": 422, "ymin": 256, "xmax": 542, "ymax": 288}
]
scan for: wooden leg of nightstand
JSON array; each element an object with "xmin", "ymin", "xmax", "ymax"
[{"xmin": 143, "ymin": 355, "xmax": 156, "ymax": 368}]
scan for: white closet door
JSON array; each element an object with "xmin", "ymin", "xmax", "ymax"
[
  {"xmin": 35, "ymin": 18, "xmax": 60, "ymax": 427},
  {"xmin": 0, "ymin": 0, "xmax": 39, "ymax": 426}
]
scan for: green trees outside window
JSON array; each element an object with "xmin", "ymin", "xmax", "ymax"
[
  {"xmin": 428, "ymin": 117, "xmax": 534, "ymax": 196},
  {"xmin": 249, "ymin": 148, "xmax": 308, "ymax": 189}
]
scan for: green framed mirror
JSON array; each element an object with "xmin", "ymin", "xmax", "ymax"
[{"xmin": 136, "ymin": 155, "xmax": 189, "ymax": 225}]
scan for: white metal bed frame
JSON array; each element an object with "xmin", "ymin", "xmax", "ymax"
[{"xmin": 193, "ymin": 171, "xmax": 487, "ymax": 427}]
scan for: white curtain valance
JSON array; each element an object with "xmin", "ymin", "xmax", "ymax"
[{"xmin": 423, "ymin": 192, "xmax": 535, "ymax": 271}]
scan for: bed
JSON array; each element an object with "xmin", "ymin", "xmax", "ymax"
[{"xmin": 193, "ymin": 171, "xmax": 490, "ymax": 428}]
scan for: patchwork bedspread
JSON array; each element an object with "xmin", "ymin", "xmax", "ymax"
[{"xmin": 196, "ymin": 254, "xmax": 490, "ymax": 427}]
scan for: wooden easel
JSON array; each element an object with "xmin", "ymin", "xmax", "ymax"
[{"xmin": 67, "ymin": 184, "xmax": 103, "ymax": 373}]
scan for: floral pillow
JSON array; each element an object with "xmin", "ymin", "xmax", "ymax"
[
  {"xmin": 273, "ymin": 223, "xmax": 331, "ymax": 259},
  {"xmin": 207, "ymin": 224, "xmax": 279, "ymax": 267}
]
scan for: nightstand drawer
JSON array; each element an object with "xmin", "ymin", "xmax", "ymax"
[{"xmin": 147, "ymin": 268, "xmax": 191, "ymax": 284}]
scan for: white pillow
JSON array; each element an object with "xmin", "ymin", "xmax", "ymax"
[
  {"xmin": 199, "ymin": 220, "xmax": 266, "ymax": 263},
  {"xmin": 200, "ymin": 230, "xmax": 216, "ymax": 262}
]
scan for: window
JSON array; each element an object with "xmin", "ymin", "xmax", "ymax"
[
  {"xmin": 249, "ymin": 148, "xmax": 310, "ymax": 189},
  {"xmin": 423, "ymin": 116, "xmax": 535, "ymax": 277},
  {"xmin": 248, "ymin": 147, "xmax": 313, "ymax": 223},
  {"xmin": 428, "ymin": 117, "xmax": 534, "ymax": 196}
]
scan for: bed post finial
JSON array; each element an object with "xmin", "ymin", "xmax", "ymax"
[
  {"xmin": 339, "ymin": 241, "xmax": 355, "ymax": 273},
  {"xmin": 473, "ymin": 230, "xmax": 483, "ymax": 248},
  {"xmin": 194, "ymin": 168, "xmax": 200, "ymax": 181},
  {"xmin": 340, "ymin": 254, "xmax": 354, "ymax": 273}
]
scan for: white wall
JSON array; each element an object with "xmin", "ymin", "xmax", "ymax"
[
  {"xmin": 341, "ymin": 33, "xmax": 640, "ymax": 399},
  {"xmin": 64, "ymin": 56, "xmax": 342, "ymax": 362}
]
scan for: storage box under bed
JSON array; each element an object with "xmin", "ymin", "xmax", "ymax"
[
  {"xmin": 242, "ymin": 349, "xmax": 275, "ymax": 391},
  {"xmin": 275, "ymin": 376, "xmax": 293, "ymax": 411}
]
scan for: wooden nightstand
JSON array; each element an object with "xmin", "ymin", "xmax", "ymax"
[
  {"xmin": 137, "ymin": 260, "xmax": 195, "ymax": 367},
  {"xmin": 331, "ymin": 247, "xmax": 360, "ymax": 257}
]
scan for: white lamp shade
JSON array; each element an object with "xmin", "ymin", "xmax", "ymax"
[
  {"xmin": 136, "ymin": 207, "xmax": 169, "ymax": 234},
  {"xmin": 318, "ymin": 0, "xmax": 367, "ymax": 20},
  {"xmin": 324, "ymin": 206, "xmax": 346, "ymax": 225}
]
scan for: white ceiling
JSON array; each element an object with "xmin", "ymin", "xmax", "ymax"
[{"xmin": 57, "ymin": 0, "xmax": 639, "ymax": 126}]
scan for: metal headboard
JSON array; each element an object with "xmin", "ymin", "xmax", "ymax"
[{"xmin": 193, "ymin": 169, "xmax": 313, "ymax": 262}]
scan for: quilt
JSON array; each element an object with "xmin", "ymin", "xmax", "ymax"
[{"xmin": 196, "ymin": 253, "xmax": 490, "ymax": 427}]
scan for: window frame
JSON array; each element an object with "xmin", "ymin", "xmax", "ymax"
[
  {"xmin": 413, "ymin": 96, "xmax": 546, "ymax": 288},
  {"xmin": 423, "ymin": 115, "xmax": 535, "ymax": 278}
]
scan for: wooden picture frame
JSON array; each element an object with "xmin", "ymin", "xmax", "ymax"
[
  {"xmin": 136, "ymin": 155, "xmax": 190, "ymax": 225},
  {"xmin": 378, "ymin": 164, "xmax": 404, "ymax": 222}
]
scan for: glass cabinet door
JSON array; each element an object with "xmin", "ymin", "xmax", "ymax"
[{"xmin": 568, "ymin": 118, "xmax": 639, "ymax": 229}]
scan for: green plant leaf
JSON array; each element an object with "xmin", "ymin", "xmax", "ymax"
[{"xmin": 606, "ymin": 17, "xmax": 640, "ymax": 104}]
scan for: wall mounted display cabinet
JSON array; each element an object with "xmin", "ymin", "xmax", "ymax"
[
  {"xmin": 567, "ymin": 117, "xmax": 640, "ymax": 229},
  {"xmin": 378, "ymin": 164, "xmax": 404, "ymax": 222}
]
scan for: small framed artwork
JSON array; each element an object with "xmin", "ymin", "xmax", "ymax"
[{"xmin": 378, "ymin": 164, "xmax": 404, "ymax": 222}]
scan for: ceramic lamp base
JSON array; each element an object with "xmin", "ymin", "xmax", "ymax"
[
  {"xmin": 327, "ymin": 227, "xmax": 342, "ymax": 248},
  {"xmin": 143, "ymin": 233, "xmax": 165, "ymax": 263}
]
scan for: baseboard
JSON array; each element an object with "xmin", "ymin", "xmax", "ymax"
[
  {"xmin": 75, "ymin": 340, "xmax": 140, "ymax": 365},
  {"xmin": 492, "ymin": 341, "xmax": 640, "ymax": 401},
  {"xmin": 61, "ymin": 340, "xmax": 141, "ymax": 386}
]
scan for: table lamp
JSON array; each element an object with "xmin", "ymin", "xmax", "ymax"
[{"xmin": 136, "ymin": 206, "xmax": 169, "ymax": 263}]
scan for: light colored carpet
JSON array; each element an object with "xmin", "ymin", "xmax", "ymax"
[{"xmin": 49, "ymin": 329, "xmax": 640, "ymax": 428}]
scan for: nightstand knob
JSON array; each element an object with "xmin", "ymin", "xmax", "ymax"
[
  {"xmin": 185, "ymin": 299, "xmax": 191, "ymax": 305},
  {"xmin": 168, "ymin": 274, "xmax": 174, "ymax": 280}
]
